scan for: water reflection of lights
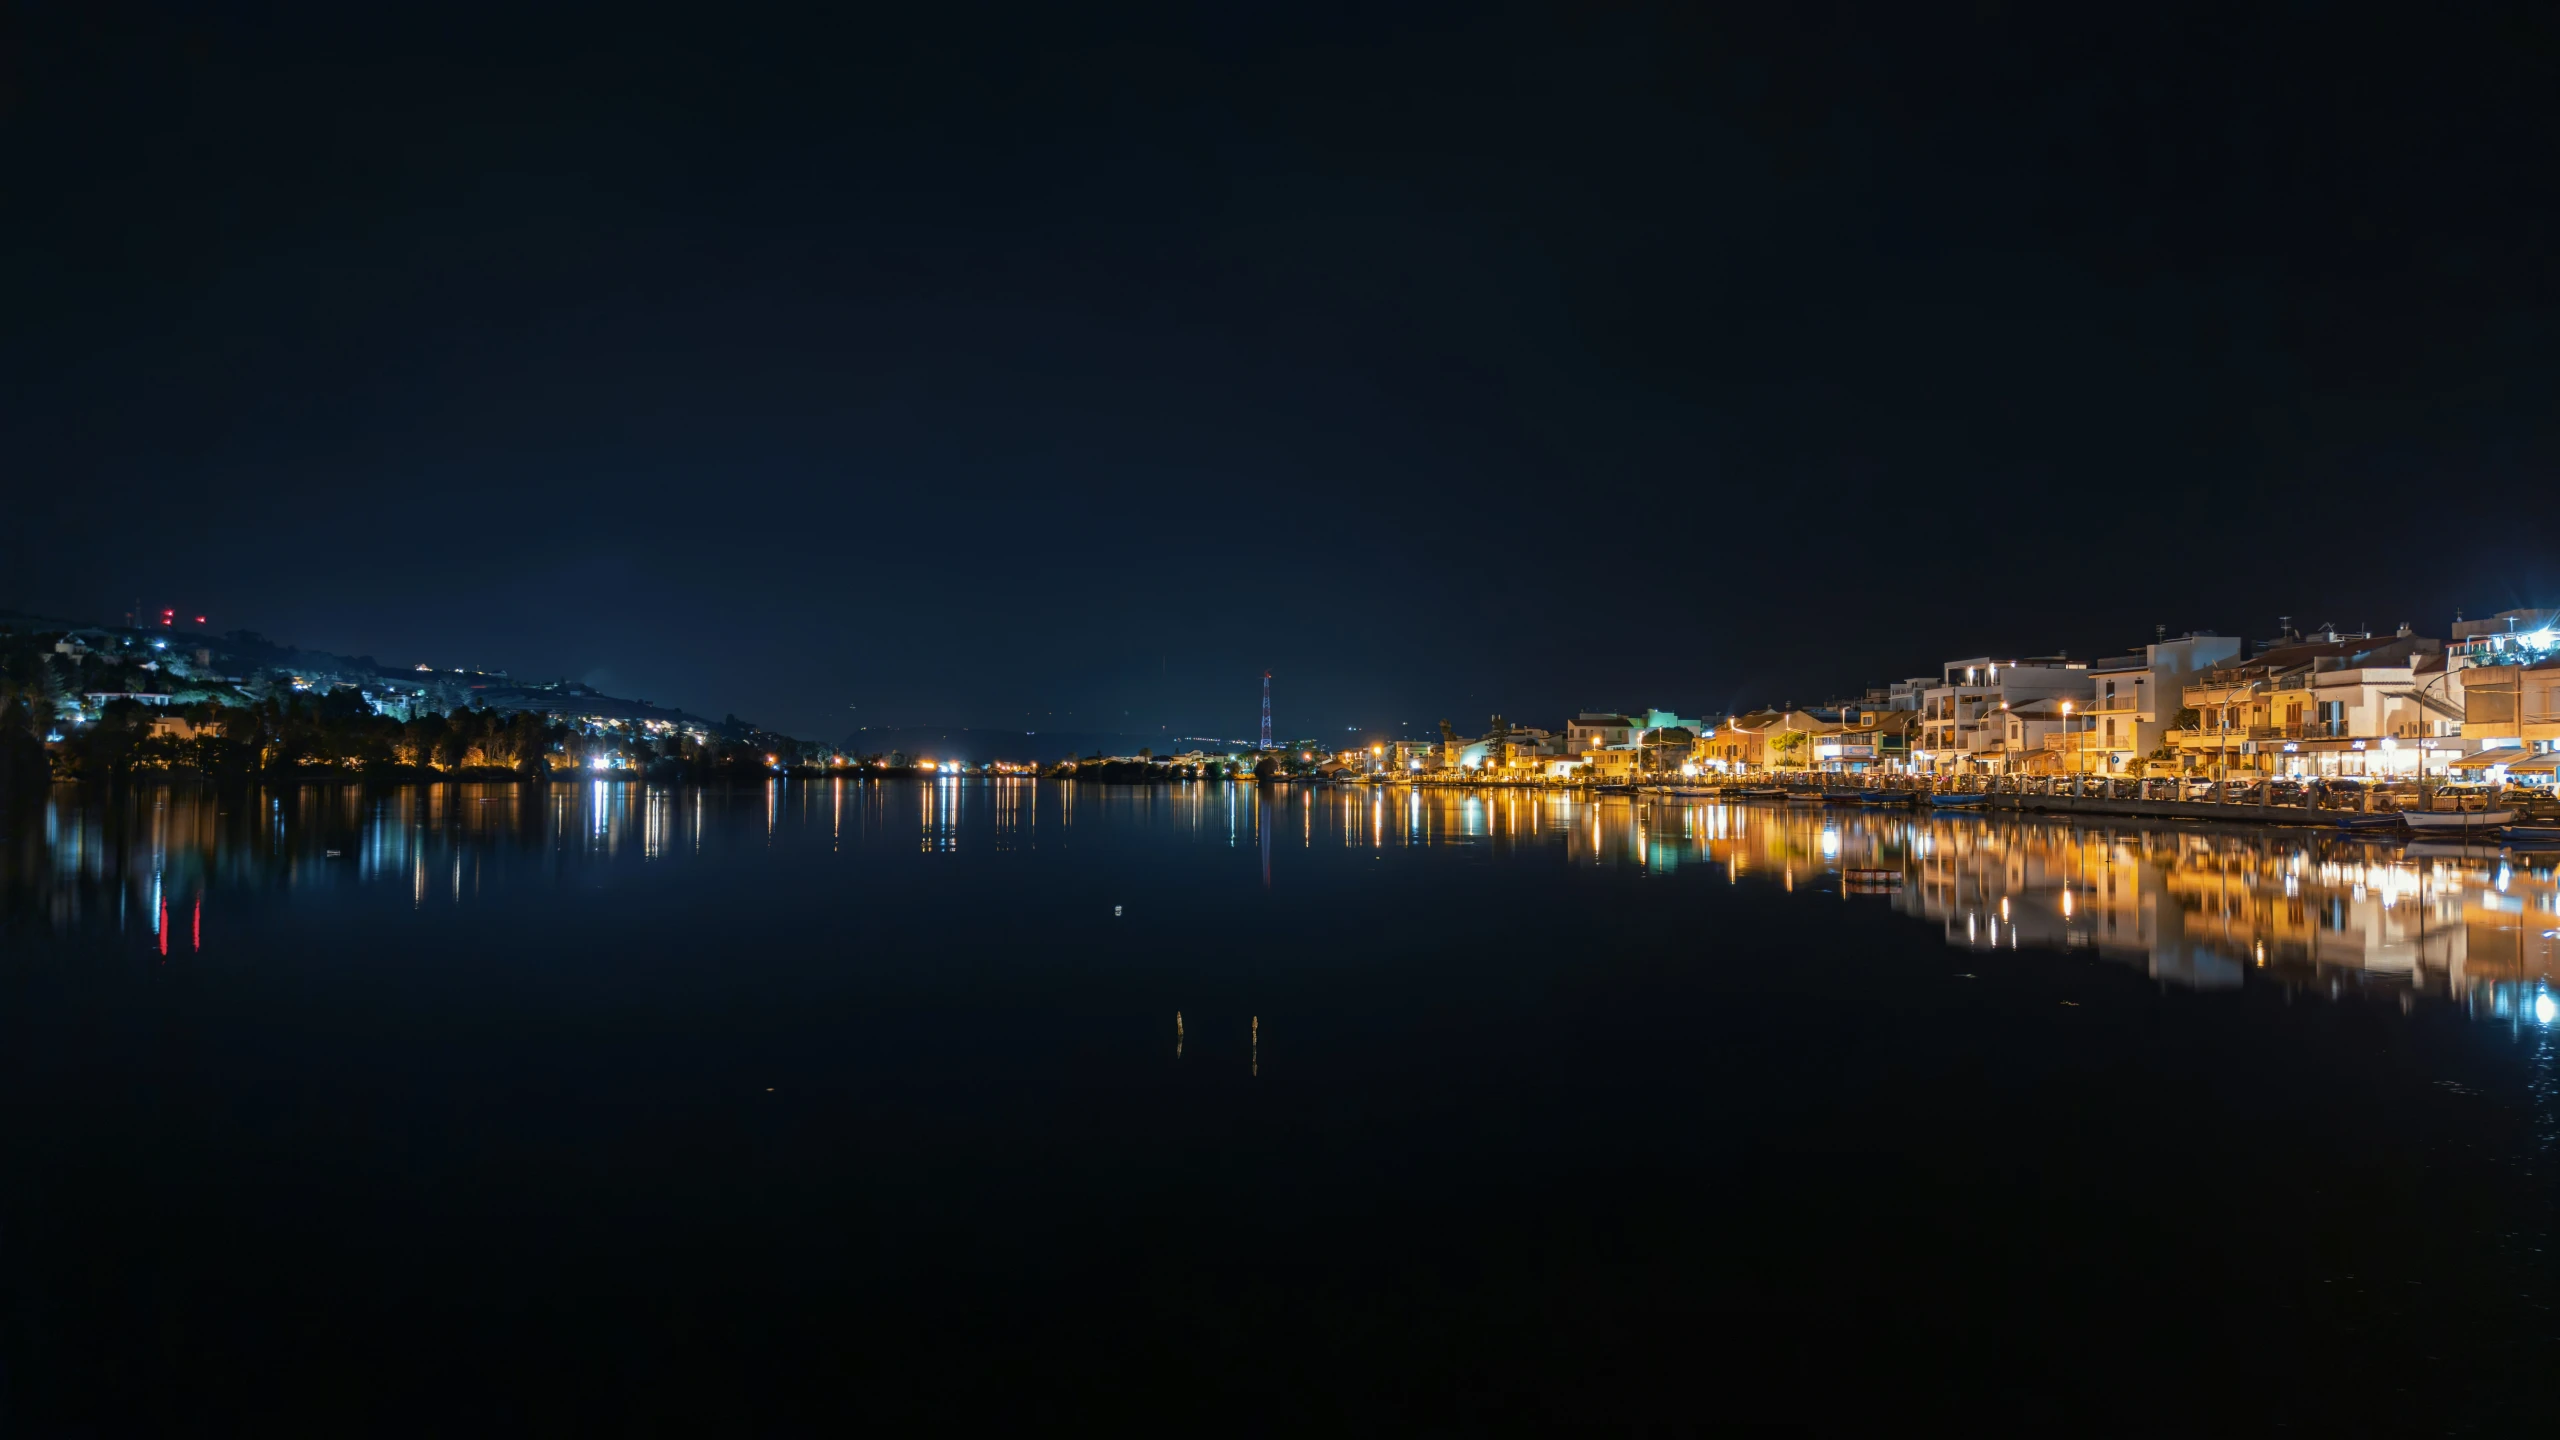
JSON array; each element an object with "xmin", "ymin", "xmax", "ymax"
[
  {"xmin": 19, "ymin": 783, "xmax": 2560, "ymax": 1019},
  {"xmin": 2537, "ymin": 993, "xmax": 2557, "ymax": 1025}
]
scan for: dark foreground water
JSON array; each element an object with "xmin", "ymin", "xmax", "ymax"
[{"xmin": 4, "ymin": 780, "xmax": 2555, "ymax": 1430}]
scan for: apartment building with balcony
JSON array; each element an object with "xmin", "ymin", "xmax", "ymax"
[
  {"xmin": 1390, "ymin": 738, "xmax": 1439, "ymax": 771},
  {"xmin": 2453, "ymin": 654, "xmax": 2560, "ymax": 755},
  {"xmin": 1913, "ymin": 656, "xmax": 2094, "ymax": 774},
  {"xmin": 1567, "ymin": 709, "xmax": 1709, "ymax": 775},
  {"xmin": 2176, "ymin": 632, "xmax": 2451, "ymax": 776},
  {"xmin": 1565, "ymin": 713, "xmax": 1637, "ymax": 754},
  {"xmin": 1694, "ymin": 720, "xmax": 1767, "ymax": 773},
  {"xmin": 2449, "ymin": 606, "xmax": 2560, "ymax": 668},
  {"xmin": 1814, "ymin": 707, "xmax": 1916, "ymax": 772},
  {"xmin": 1978, "ymin": 697, "xmax": 2080, "ymax": 774},
  {"xmin": 2074, "ymin": 632, "xmax": 2243, "ymax": 774},
  {"xmin": 2438, "ymin": 607, "xmax": 2560, "ymax": 763}
]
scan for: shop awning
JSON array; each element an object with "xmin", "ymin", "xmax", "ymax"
[
  {"xmin": 2499, "ymin": 750, "xmax": 2560, "ymax": 774},
  {"xmin": 2450, "ymin": 747, "xmax": 2527, "ymax": 769}
]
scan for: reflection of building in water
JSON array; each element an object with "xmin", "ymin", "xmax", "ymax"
[
  {"xmin": 1888, "ymin": 815, "xmax": 2560, "ymax": 1008},
  {"xmin": 1512, "ymin": 793, "xmax": 2560, "ymax": 1013},
  {"xmin": 11, "ymin": 781, "xmax": 2558, "ymax": 1023},
  {"xmin": 1899, "ymin": 823, "xmax": 2250, "ymax": 988}
]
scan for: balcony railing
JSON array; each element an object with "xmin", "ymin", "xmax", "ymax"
[{"xmin": 2183, "ymin": 722, "xmax": 2346, "ymax": 742}]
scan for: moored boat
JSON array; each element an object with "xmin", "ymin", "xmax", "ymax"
[
  {"xmin": 1929, "ymin": 793, "xmax": 1991, "ymax": 809},
  {"xmin": 2400, "ymin": 808, "xmax": 2516, "ymax": 832}
]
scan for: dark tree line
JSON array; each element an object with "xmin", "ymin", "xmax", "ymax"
[{"xmin": 7, "ymin": 694, "xmax": 804, "ymax": 786}]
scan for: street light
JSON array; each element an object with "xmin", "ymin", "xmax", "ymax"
[
  {"xmin": 2062, "ymin": 701, "xmax": 2075, "ymax": 779},
  {"xmin": 2407, "ymin": 664, "xmax": 2465, "ymax": 809}
]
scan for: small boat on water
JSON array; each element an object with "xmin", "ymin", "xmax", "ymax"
[
  {"xmin": 1929, "ymin": 793, "xmax": 1991, "ymax": 809},
  {"xmin": 2399, "ymin": 808, "xmax": 2517, "ymax": 833},
  {"xmin": 1733, "ymin": 787, "xmax": 1785, "ymax": 799},
  {"xmin": 2499, "ymin": 824, "xmax": 2560, "ymax": 846},
  {"xmin": 2332, "ymin": 811, "xmax": 2406, "ymax": 832},
  {"xmin": 1784, "ymin": 791, "xmax": 1825, "ymax": 804}
]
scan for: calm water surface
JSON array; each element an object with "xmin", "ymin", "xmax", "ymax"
[{"xmin": 5, "ymin": 780, "xmax": 2556, "ymax": 1429}]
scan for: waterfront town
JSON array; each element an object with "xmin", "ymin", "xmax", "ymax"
[
  {"xmin": 1234, "ymin": 606, "xmax": 2560, "ymax": 797},
  {"xmin": 11, "ymin": 605, "xmax": 2560, "ymax": 799}
]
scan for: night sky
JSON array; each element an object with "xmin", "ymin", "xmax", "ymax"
[{"xmin": 9, "ymin": 5, "xmax": 2557, "ymax": 741}]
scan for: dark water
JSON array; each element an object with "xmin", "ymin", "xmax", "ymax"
[{"xmin": 5, "ymin": 780, "xmax": 2555, "ymax": 1430}]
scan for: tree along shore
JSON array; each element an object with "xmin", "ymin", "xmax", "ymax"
[{"xmin": 4, "ymin": 694, "xmax": 810, "ymax": 789}]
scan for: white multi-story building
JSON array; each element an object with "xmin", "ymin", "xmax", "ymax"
[
  {"xmin": 1914, "ymin": 657, "xmax": 2094, "ymax": 774},
  {"xmin": 1565, "ymin": 713, "xmax": 1637, "ymax": 754},
  {"xmin": 2076, "ymin": 632, "xmax": 2244, "ymax": 774},
  {"xmin": 2178, "ymin": 631, "xmax": 2456, "ymax": 778}
]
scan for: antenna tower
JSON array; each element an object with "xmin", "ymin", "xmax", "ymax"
[{"xmin": 1260, "ymin": 671, "xmax": 1272, "ymax": 750}]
